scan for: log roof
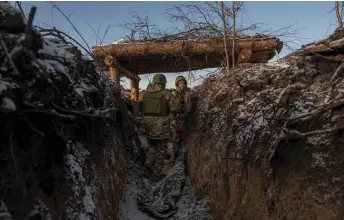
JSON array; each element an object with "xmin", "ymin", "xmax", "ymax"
[{"xmin": 92, "ymin": 34, "xmax": 283, "ymax": 75}]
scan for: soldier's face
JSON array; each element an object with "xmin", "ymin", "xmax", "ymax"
[{"xmin": 178, "ymin": 81, "xmax": 185, "ymax": 90}]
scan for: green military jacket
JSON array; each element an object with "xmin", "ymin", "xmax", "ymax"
[{"xmin": 141, "ymin": 83, "xmax": 181, "ymax": 140}]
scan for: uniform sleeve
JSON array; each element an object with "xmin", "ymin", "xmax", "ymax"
[{"xmin": 166, "ymin": 90, "xmax": 181, "ymax": 120}]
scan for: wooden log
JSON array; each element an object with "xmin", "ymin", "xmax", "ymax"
[
  {"xmin": 104, "ymin": 55, "xmax": 119, "ymax": 80},
  {"xmin": 107, "ymin": 65, "xmax": 116, "ymax": 80},
  {"xmin": 329, "ymin": 37, "xmax": 344, "ymax": 49},
  {"xmin": 295, "ymin": 44, "xmax": 333, "ymax": 56},
  {"xmin": 130, "ymin": 79, "xmax": 139, "ymax": 101},
  {"xmin": 104, "ymin": 55, "xmax": 140, "ymax": 81},
  {"xmin": 95, "ymin": 49, "xmax": 275, "ymax": 74},
  {"xmin": 104, "ymin": 56, "xmax": 121, "ymax": 98},
  {"xmin": 92, "ymin": 36, "xmax": 280, "ymax": 58},
  {"xmin": 238, "ymin": 48, "xmax": 252, "ymax": 63}
]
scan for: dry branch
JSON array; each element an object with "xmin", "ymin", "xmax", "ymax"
[
  {"xmin": 38, "ymin": 28, "xmax": 92, "ymax": 57},
  {"xmin": 0, "ymin": 36, "xmax": 20, "ymax": 75},
  {"xmin": 281, "ymin": 125, "xmax": 344, "ymax": 139},
  {"xmin": 51, "ymin": 102, "xmax": 116, "ymax": 119},
  {"xmin": 15, "ymin": 1, "xmax": 27, "ymax": 20},
  {"xmin": 335, "ymin": 1, "xmax": 343, "ymax": 28},
  {"xmin": 20, "ymin": 102, "xmax": 117, "ymax": 120},
  {"xmin": 18, "ymin": 108, "xmax": 76, "ymax": 120},
  {"xmin": 48, "ymin": 1, "xmax": 91, "ymax": 53}
]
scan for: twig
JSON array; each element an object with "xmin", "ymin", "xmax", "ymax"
[
  {"xmin": 331, "ymin": 62, "xmax": 344, "ymax": 83},
  {"xmin": 18, "ymin": 108, "xmax": 76, "ymax": 120},
  {"xmin": 335, "ymin": 1, "xmax": 343, "ymax": 28},
  {"xmin": 39, "ymin": 28, "xmax": 92, "ymax": 57},
  {"xmin": 0, "ymin": 36, "xmax": 20, "ymax": 75},
  {"xmin": 222, "ymin": 157, "xmax": 243, "ymax": 160},
  {"xmin": 96, "ymin": 21, "xmax": 102, "ymax": 45},
  {"xmin": 96, "ymin": 108, "xmax": 119, "ymax": 115},
  {"xmin": 85, "ymin": 18, "xmax": 102, "ymax": 45},
  {"xmin": 286, "ymin": 98, "xmax": 344, "ymax": 126},
  {"xmin": 100, "ymin": 25, "xmax": 111, "ymax": 45},
  {"xmin": 15, "ymin": 1, "xmax": 27, "ymax": 20},
  {"xmin": 50, "ymin": 102, "xmax": 115, "ymax": 119},
  {"xmin": 281, "ymin": 125, "xmax": 344, "ymax": 140},
  {"xmin": 21, "ymin": 117, "xmax": 44, "ymax": 137},
  {"xmin": 49, "ymin": 2, "xmax": 91, "ymax": 53}
]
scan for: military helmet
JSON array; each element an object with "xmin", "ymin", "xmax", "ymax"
[
  {"xmin": 175, "ymin": 76, "xmax": 187, "ymax": 86},
  {"xmin": 152, "ymin": 73, "xmax": 167, "ymax": 84}
]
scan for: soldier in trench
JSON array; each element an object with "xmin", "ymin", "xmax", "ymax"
[
  {"xmin": 141, "ymin": 73, "xmax": 181, "ymax": 180},
  {"xmin": 170, "ymin": 76, "xmax": 191, "ymax": 157}
]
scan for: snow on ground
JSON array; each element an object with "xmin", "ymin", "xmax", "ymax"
[
  {"xmin": 0, "ymin": 201, "xmax": 11, "ymax": 220},
  {"xmin": 28, "ymin": 198, "xmax": 53, "ymax": 220},
  {"xmin": 39, "ymin": 38, "xmax": 75, "ymax": 60},
  {"xmin": 119, "ymin": 173, "xmax": 155, "ymax": 220},
  {"xmin": 1, "ymin": 97, "xmax": 16, "ymax": 112},
  {"xmin": 65, "ymin": 141, "xmax": 98, "ymax": 220},
  {"xmin": 170, "ymin": 178, "xmax": 212, "ymax": 220}
]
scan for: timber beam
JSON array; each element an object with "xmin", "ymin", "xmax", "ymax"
[{"xmin": 104, "ymin": 55, "xmax": 141, "ymax": 82}]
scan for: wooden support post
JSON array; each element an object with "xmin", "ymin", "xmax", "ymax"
[
  {"xmin": 104, "ymin": 55, "xmax": 121, "ymax": 97},
  {"xmin": 103, "ymin": 57, "xmax": 144, "ymax": 163},
  {"xmin": 105, "ymin": 55, "xmax": 140, "ymax": 82},
  {"xmin": 130, "ymin": 77, "xmax": 140, "ymax": 116}
]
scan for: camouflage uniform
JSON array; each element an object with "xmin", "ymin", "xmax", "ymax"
[
  {"xmin": 170, "ymin": 76, "xmax": 191, "ymax": 158},
  {"xmin": 141, "ymin": 74, "xmax": 181, "ymax": 180}
]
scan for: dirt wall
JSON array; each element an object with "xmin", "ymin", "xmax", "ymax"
[
  {"xmin": 0, "ymin": 3, "xmax": 129, "ymax": 219},
  {"xmin": 184, "ymin": 57, "xmax": 344, "ymax": 220}
]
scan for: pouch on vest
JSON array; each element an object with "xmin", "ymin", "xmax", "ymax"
[{"xmin": 142, "ymin": 91, "xmax": 169, "ymax": 116}]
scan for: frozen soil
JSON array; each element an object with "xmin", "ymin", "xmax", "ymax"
[
  {"xmin": 119, "ymin": 162, "xmax": 213, "ymax": 220},
  {"xmin": 0, "ymin": 2, "xmax": 126, "ymax": 219},
  {"xmin": 184, "ymin": 55, "xmax": 344, "ymax": 220}
]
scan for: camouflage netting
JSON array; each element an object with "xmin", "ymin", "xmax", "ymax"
[
  {"xmin": 185, "ymin": 52, "xmax": 344, "ymax": 219},
  {"xmin": 0, "ymin": 3, "xmax": 128, "ymax": 219}
]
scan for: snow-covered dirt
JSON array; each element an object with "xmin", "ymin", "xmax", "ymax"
[
  {"xmin": 185, "ymin": 55, "xmax": 344, "ymax": 220},
  {"xmin": 119, "ymin": 164, "xmax": 213, "ymax": 220},
  {"xmin": 0, "ymin": 3, "xmax": 126, "ymax": 219}
]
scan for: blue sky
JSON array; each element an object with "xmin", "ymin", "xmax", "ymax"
[{"xmin": 18, "ymin": 1, "xmax": 338, "ymax": 89}]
